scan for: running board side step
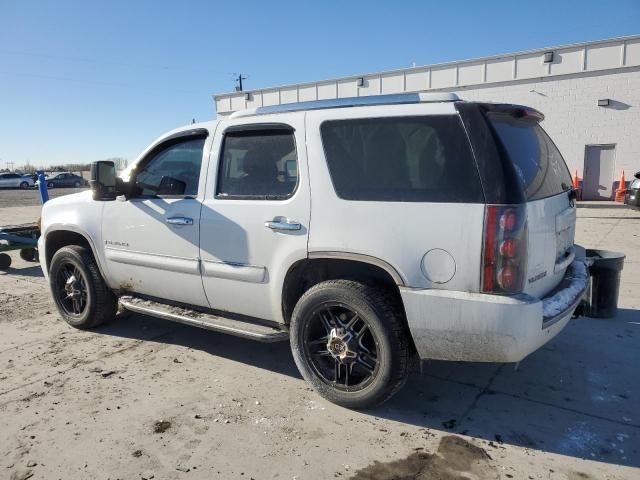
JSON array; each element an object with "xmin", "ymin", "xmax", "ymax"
[{"xmin": 119, "ymin": 295, "xmax": 289, "ymax": 343}]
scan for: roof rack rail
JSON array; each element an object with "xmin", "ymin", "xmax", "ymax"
[{"xmin": 229, "ymin": 92, "xmax": 460, "ymax": 118}]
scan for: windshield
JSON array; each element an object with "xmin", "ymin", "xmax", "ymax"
[{"xmin": 487, "ymin": 113, "xmax": 572, "ymax": 201}]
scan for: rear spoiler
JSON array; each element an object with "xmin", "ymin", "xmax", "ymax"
[{"xmin": 473, "ymin": 103, "xmax": 545, "ymax": 122}]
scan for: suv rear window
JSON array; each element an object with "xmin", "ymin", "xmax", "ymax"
[
  {"xmin": 487, "ymin": 114, "xmax": 571, "ymax": 201},
  {"xmin": 320, "ymin": 116, "xmax": 483, "ymax": 202}
]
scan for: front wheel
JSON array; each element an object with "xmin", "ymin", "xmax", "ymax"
[
  {"xmin": 19, "ymin": 181, "xmax": 29, "ymax": 189},
  {"xmin": 49, "ymin": 245, "xmax": 118, "ymax": 329},
  {"xmin": 47, "ymin": 182, "xmax": 54, "ymax": 188},
  {"xmin": 74, "ymin": 181, "xmax": 81, "ymax": 188},
  {"xmin": 290, "ymin": 280, "xmax": 414, "ymax": 409}
]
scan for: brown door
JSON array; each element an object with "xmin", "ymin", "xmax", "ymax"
[{"xmin": 583, "ymin": 145, "xmax": 616, "ymax": 200}]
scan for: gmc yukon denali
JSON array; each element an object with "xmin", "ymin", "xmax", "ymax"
[{"xmin": 39, "ymin": 92, "xmax": 589, "ymax": 408}]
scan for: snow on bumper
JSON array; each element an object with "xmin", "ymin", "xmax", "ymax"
[{"xmin": 400, "ymin": 259, "xmax": 589, "ymax": 363}]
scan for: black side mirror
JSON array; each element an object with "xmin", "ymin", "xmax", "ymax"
[
  {"xmin": 157, "ymin": 176, "xmax": 187, "ymax": 196},
  {"xmin": 90, "ymin": 161, "xmax": 117, "ymax": 201}
]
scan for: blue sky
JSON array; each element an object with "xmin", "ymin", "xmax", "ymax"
[{"xmin": 1, "ymin": 0, "xmax": 639, "ymax": 167}]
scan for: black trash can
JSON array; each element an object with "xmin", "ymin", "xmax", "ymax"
[{"xmin": 585, "ymin": 249, "xmax": 625, "ymax": 318}]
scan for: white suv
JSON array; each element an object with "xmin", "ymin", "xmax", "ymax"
[{"xmin": 39, "ymin": 92, "xmax": 588, "ymax": 408}]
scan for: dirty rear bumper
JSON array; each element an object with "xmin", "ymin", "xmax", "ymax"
[{"xmin": 400, "ymin": 259, "xmax": 589, "ymax": 363}]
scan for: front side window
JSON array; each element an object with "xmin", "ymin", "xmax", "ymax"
[
  {"xmin": 134, "ymin": 137, "xmax": 205, "ymax": 197},
  {"xmin": 320, "ymin": 116, "xmax": 483, "ymax": 202},
  {"xmin": 217, "ymin": 128, "xmax": 297, "ymax": 199}
]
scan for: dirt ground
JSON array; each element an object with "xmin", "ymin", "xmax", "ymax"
[{"xmin": 1, "ymin": 190, "xmax": 638, "ymax": 480}]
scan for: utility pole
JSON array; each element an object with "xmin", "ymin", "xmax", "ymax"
[{"xmin": 234, "ymin": 73, "xmax": 247, "ymax": 92}]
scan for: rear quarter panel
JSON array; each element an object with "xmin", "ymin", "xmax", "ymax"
[{"xmin": 305, "ymin": 104, "xmax": 485, "ymax": 291}]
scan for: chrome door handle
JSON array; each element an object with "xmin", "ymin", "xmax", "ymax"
[
  {"xmin": 166, "ymin": 217, "xmax": 194, "ymax": 226},
  {"xmin": 264, "ymin": 219, "xmax": 301, "ymax": 231}
]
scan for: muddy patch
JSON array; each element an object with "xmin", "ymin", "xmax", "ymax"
[
  {"xmin": 349, "ymin": 435, "xmax": 497, "ymax": 480},
  {"xmin": 152, "ymin": 420, "xmax": 172, "ymax": 434}
]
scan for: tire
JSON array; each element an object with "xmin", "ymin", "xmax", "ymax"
[
  {"xmin": 74, "ymin": 181, "xmax": 81, "ymax": 188},
  {"xmin": 19, "ymin": 181, "xmax": 29, "ymax": 189},
  {"xmin": 0, "ymin": 253, "xmax": 11, "ymax": 270},
  {"xmin": 20, "ymin": 247, "xmax": 39, "ymax": 262},
  {"xmin": 49, "ymin": 245, "xmax": 117, "ymax": 329},
  {"xmin": 47, "ymin": 182, "xmax": 54, "ymax": 188},
  {"xmin": 290, "ymin": 280, "xmax": 413, "ymax": 409}
]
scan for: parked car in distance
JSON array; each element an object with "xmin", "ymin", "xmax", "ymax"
[
  {"xmin": 38, "ymin": 92, "xmax": 589, "ymax": 409},
  {"xmin": 46, "ymin": 172, "xmax": 88, "ymax": 188},
  {"xmin": 0, "ymin": 173, "xmax": 35, "ymax": 189},
  {"xmin": 624, "ymin": 171, "xmax": 640, "ymax": 210}
]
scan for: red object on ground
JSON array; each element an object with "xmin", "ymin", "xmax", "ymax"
[
  {"xmin": 615, "ymin": 170, "xmax": 626, "ymax": 202},
  {"xmin": 572, "ymin": 170, "xmax": 580, "ymax": 190}
]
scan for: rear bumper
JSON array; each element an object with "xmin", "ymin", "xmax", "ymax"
[{"xmin": 400, "ymin": 259, "xmax": 589, "ymax": 362}]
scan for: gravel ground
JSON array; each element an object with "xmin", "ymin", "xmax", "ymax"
[{"xmin": 0, "ymin": 193, "xmax": 638, "ymax": 480}]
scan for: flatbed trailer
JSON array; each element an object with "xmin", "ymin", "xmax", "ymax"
[{"xmin": 0, "ymin": 222, "xmax": 40, "ymax": 270}]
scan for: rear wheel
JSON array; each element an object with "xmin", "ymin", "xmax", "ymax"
[
  {"xmin": 49, "ymin": 245, "xmax": 117, "ymax": 329},
  {"xmin": 290, "ymin": 280, "xmax": 413, "ymax": 409},
  {"xmin": 19, "ymin": 181, "xmax": 29, "ymax": 189}
]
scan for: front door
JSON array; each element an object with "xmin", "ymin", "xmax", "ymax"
[
  {"xmin": 101, "ymin": 130, "xmax": 211, "ymax": 307},
  {"xmin": 200, "ymin": 113, "xmax": 310, "ymax": 322},
  {"xmin": 583, "ymin": 144, "xmax": 616, "ymax": 200}
]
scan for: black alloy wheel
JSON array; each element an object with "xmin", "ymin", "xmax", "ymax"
[
  {"xmin": 302, "ymin": 303, "xmax": 381, "ymax": 392},
  {"xmin": 54, "ymin": 261, "xmax": 89, "ymax": 316}
]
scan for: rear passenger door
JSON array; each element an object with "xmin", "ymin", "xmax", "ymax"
[{"xmin": 200, "ymin": 113, "xmax": 310, "ymax": 322}]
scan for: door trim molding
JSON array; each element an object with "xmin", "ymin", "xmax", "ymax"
[
  {"xmin": 201, "ymin": 260, "xmax": 267, "ymax": 283},
  {"xmin": 105, "ymin": 247, "xmax": 199, "ymax": 275}
]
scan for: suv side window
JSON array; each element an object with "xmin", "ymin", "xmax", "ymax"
[
  {"xmin": 133, "ymin": 137, "xmax": 206, "ymax": 197},
  {"xmin": 216, "ymin": 127, "xmax": 297, "ymax": 199},
  {"xmin": 321, "ymin": 116, "xmax": 483, "ymax": 203}
]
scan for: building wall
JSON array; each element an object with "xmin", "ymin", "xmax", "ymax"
[{"xmin": 451, "ymin": 67, "xmax": 640, "ymax": 179}]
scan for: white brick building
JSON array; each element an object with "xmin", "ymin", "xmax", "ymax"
[{"xmin": 214, "ymin": 35, "xmax": 640, "ymax": 200}]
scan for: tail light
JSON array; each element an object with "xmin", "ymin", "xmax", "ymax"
[{"xmin": 482, "ymin": 205, "xmax": 527, "ymax": 294}]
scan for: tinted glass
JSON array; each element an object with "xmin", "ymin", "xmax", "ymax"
[
  {"xmin": 135, "ymin": 138, "xmax": 205, "ymax": 197},
  {"xmin": 487, "ymin": 114, "xmax": 571, "ymax": 201},
  {"xmin": 217, "ymin": 130, "xmax": 297, "ymax": 199},
  {"xmin": 320, "ymin": 116, "xmax": 483, "ymax": 202}
]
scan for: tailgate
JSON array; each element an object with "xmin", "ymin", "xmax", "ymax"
[{"xmin": 523, "ymin": 191, "xmax": 576, "ymax": 297}]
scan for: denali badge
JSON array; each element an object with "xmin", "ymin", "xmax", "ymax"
[
  {"xmin": 528, "ymin": 271, "xmax": 547, "ymax": 284},
  {"xmin": 105, "ymin": 240, "xmax": 129, "ymax": 248}
]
